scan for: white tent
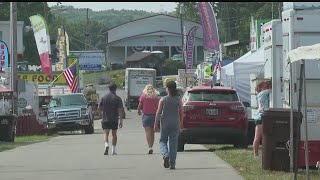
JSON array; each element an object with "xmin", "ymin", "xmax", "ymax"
[
  {"xmin": 222, "ymin": 50, "xmax": 252, "ymax": 76},
  {"xmin": 221, "ymin": 46, "xmax": 265, "ymax": 103},
  {"xmin": 287, "ymin": 43, "xmax": 320, "ymax": 176}
]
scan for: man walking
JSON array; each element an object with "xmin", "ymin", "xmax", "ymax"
[{"xmin": 98, "ymin": 83, "xmax": 124, "ymax": 155}]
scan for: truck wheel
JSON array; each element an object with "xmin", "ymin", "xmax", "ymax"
[
  {"xmin": 177, "ymin": 139, "xmax": 185, "ymax": 152},
  {"xmin": 4, "ymin": 125, "xmax": 15, "ymax": 142},
  {"xmin": 85, "ymin": 122, "xmax": 94, "ymax": 134}
]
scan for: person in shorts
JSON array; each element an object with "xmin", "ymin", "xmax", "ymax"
[
  {"xmin": 137, "ymin": 84, "xmax": 159, "ymax": 154},
  {"xmin": 98, "ymin": 83, "xmax": 123, "ymax": 155},
  {"xmin": 253, "ymin": 80, "xmax": 272, "ymax": 156}
]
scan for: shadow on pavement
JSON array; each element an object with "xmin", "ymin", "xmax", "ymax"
[
  {"xmin": 184, "ymin": 149, "xmax": 214, "ymax": 152},
  {"xmin": 174, "ymin": 167, "xmax": 229, "ymax": 170},
  {"xmin": 209, "ymin": 146, "xmax": 236, "ymax": 151},
  {"xmin": 106, "ymin": 153, "xmax": 161, "ymax": 156}
]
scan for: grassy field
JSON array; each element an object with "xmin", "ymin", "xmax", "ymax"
[
  {"xmin": 0, "ymin": 135, "xmax": 56, "ymax": 152},
  {"xmin": 82, "ymin": 69, "xmax": 125, "ymax": 86},
  {"xmin": 206, "ymin": 145, "xmax": 320, "ymax": 180}
]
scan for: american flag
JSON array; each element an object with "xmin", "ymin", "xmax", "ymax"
[
  {"xmin": 63, "ymin": 62, "xmax": 78, "ymax": 93},
  {"xmin": 213, "ymin": 61, "xmax": 222, "ymax": 76}
]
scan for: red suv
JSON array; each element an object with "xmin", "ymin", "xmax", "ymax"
[{"xmin": 178, "ymin": 86, "xmax": 250, "ymax": 151}]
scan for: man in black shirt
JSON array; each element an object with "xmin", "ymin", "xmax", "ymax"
[{"xmin": 98, "ymin": 83, "xmax": 124, "ymax": 155}]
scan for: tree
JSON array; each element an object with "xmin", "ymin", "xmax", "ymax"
[
  {"xmin": 174, "ymin": 2, "xmax": 280, "ymax": 57},
  {"xmin": 162, "ymin": 59, "xmax": 185, "ymax": 75}
]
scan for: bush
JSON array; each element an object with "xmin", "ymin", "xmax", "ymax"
[{"xmin": 162, "ymin": 58, "xmax": 185, "ymax": 75}]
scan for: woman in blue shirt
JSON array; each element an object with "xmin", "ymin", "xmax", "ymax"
[{"xmin": 253, "ymin": 80, "xmax": 272, "ymax": 156}]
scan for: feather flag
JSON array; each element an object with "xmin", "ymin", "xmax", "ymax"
[
  {"xmin": 29, "ymin": 14, "xmax": 52, "ymax": 77},
  {"xmin": 185, "ymin": 26, "xmax": 198, "ymax": 69},
  {"xmin": 213, "ymin": 61, "xmax": 222, "ymax": 76},
  {"xmin": 196, "ymin": 2, "xmax": 220, "ymax": 53},
  {"xmin": 56, "ymin": 26, "xmax": 69, "ymax": 71}
]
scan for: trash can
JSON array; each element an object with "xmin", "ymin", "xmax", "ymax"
[
  {"xmin": 262, "ymin": 108, "xmax": 302, "ymax": 141},
  {"xmin": 262, "ymin": 137, "xmax": 291, "ymax": 171},
  {"xmin": 0, "ymin": 115, "xmax": 17, "ymax": 142},
  {"xmin": 261, "ymin": 108, "xmax": 302, "ymax": 171}
]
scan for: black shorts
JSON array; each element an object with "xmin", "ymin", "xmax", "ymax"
[{"xmin": 101, "ymin": 121, "xmax": 118, "ymax": 130}]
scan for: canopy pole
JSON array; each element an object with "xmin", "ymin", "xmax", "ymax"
[
  {"xmin": 289, "ymin": 62, "xmax": 295, "ymax": 177},
  {"xmin": 302, "ymin": 60, "xmax": 309, "ymax": 180},
  {"xmin": 294, "ymin": 62, "xmax": 305, "ymax": 179}
]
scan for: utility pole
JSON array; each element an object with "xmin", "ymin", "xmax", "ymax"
[
  {"xmin": 180, "ymin": 3, "xmax": 187, "ymax": 88},
  {"xmin": 272, "ymin": 2, "xmax": 274, "ymax": 19},
  {"xmin": 10, "ymin": 2, "xmax": 18, "ymax": 115},
  {"xmin": 44, "ymin": 2, "xmax": 48, "ymax": 21},
  {"xmin": 85, "ymin": 8, "xmax": 89, "ymax": 51}
]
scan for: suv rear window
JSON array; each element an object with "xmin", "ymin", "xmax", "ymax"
[{"xmin": 186, "ymin": 90, "xmax": 239, "ymax": 102}]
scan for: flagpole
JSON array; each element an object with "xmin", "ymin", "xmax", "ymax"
[
  {"xmin": 49, "ymin": 71, "xmax": 63, "ymax": 86},
  {"xmin": 219, "ymin": 43, "xmax": 222, "ymax": 86}
]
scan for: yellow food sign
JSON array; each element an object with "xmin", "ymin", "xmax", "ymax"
[{"xmin": 18, "ymin": 72, "xmax": 67, "ymax": 85}]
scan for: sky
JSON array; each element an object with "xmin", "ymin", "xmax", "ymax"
[{"xmin": 47, "ymin": 2, "xmax": 178, "ymax": 13}]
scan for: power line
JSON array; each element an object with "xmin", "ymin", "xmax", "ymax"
[
  {"xmin": 69, "ymin": 39, "xmax": 85, "ymax": 51},
  {"xmin": 68, "ymin": 35, "xmax": 102, "ymax": 50}
]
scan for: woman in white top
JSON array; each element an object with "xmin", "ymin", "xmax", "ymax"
[{"xmin": 253, "ymin": 80, "xmax": 272, "ymax": 157}]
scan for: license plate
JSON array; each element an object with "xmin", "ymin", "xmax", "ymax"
[{"xmin": 206, "ymin": 108, "xmax": 219, "ymax": 115}]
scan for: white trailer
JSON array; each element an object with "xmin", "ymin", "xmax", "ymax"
[
  {"xmin": 263, "ymin": 19, "xmax": 283, "ymax": 108},
  {"xmin": 125, "ymin": 68, "xmax": 156, "ymax": 110},
  {"xmin": 282, "ymin": 8, "xmax": 320, "ymax": 167}
]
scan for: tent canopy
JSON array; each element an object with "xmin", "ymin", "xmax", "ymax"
[
  {"xmin": 288, "ymin": 43, "xmax": 320, "ymax": 63},
  {"xmin": 223, "ymin": 51, "xmax": 252, "ymax": 76},
  {"xmin": 220, "ymin": 46, "xmax": 265, "ymax": 102}
]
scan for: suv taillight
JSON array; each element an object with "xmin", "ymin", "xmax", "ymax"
[
  {"xmin": 230, "ymin": 105, "xmax": 245, "ymax": 112},
  {"xmin": 182, "ymin": 105, "xmax": 195, "ymax": 112}
]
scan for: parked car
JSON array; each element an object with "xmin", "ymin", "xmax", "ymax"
[
  {"xmin": 156, "ymin": 87, "xmax": 185, "ymax": 99},
  {"xmin": 171, "ymin": 54, "xmax": 183, "ymax": 61},
  {"xmin": 178, "ymin": 86, "xmax": 250, "ymax": 151},
  {"xmin": 45, "ymin": 93, "xmax": 94, "ymax": 134}
]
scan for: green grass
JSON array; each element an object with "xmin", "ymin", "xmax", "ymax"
[
  {"xmin": 0, "ymin": 134, "xmax": 57, "ymax": 152},
  {"xmin": 83, "ymin": 69, "xmax": 125, "ymax": 85},
  {"xmin": 0, "ymin": 145, "xmax": 16, "ymax": 152},
  {"xmin": 15, "ymin": 135, "xmax": 53, "ymax": 143},
  {"xmin": 205, "ymin": 145, "xmax": 320, "ymax": 180}
]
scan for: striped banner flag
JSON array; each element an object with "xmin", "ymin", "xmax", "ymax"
[
  {"xmin": 213, "ymin": 61, "xmax": 222, "ymax": 76},
  {"xmin": 63, "ymin": 62, "xmax": 78, "ymax": 93},
  {"xmin": 29, "ymin": 14, "xmax": 52, "ymax": 78}
]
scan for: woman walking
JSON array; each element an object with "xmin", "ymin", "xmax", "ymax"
[
  {"xmin": 253, "ymin": 80, "xmax": 272, "ymax": 156},
  {"xmin": 154, "ymin": 81, "xmax": 182, "ymax": 170},
  {"xmin": 137, "ymin": 84, "xmax": 159, "ymax": 154}
]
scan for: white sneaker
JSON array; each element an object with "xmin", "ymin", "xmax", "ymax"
[{"xmin": 111, "ymin": 152, "xmax": 117, "ymax": 155}]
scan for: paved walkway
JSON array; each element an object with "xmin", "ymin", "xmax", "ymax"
[{"xmin": 0, "ymin": 90, "xmax": 244, "ymax": 180}]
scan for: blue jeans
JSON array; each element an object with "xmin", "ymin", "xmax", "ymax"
[{"xmin": 159, "ymin": 127, "xmax": 179, "ymax": 165}]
